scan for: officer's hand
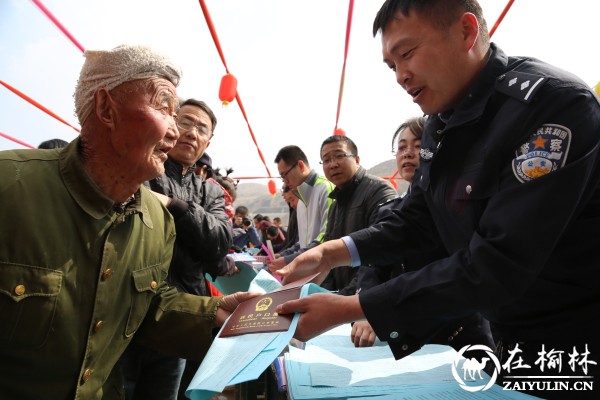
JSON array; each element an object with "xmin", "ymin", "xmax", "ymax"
[
  {"xmin": 214, "ymin": 292, "xmax": 260, "ymax": 327},
  {"xmin": 276, "ymin": 293, "xmax": 364, "ymax": 342},
  {"xmin": 351, "ymin": 320, "xmax": 377, "ymax": 347},
  {"xmin": 275, "ymin": 239, "xmax": 350, "ymax": 285}
]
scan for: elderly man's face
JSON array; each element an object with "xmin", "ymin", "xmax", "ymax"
[{"xmin": 111, "ymin": 77, "xmax": 179, "ymax": 182}]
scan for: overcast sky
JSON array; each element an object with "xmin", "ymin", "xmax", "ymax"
[{"xmin": 1, "ymin": 0, "xmax": 599, "ymax": 187}]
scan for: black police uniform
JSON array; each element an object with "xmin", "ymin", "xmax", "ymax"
[
  {"xmin": 351, "ymin": 44, "xmax": 600, "ymax": 398},
  {"xmin": 357, "ymin": 196, "xmax": 495, "ymax": 355}
]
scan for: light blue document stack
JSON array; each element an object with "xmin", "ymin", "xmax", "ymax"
[
  {"xmin": 284, "ymin": 324, "xmax": 541, "ymax": 399},
  {"xmin": 185, "ymin": 270, "xmax": 328, "ymax": 400}
]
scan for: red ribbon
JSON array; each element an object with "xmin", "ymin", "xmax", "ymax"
[
  {"xmin": 333, "ymin": 0, "xmax": 355, "ymax": 134},
  {"xmin": 198, "ymin": 0, "xmax": 273, "ymax": 179},
  {"xmin": 31, "ymin": 0, "xmax": 85, "ymax": 53},
  {"xmin": 0, "ymin": 132, "xmax": 35, "ymax": 149},
  {"xmin": 1, "ymin": 79, "xmax": 80, "ymax": 133}
]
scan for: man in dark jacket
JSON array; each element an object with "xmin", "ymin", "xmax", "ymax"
[
  {"xmin": 269, "ymin": 135, "xmax": 397, "ymax": 295},
  {"xmin": 122, "ymin": 98, "xmax": 233, "ymax": 400},
  {"xmin": 318, "ymin": 135, "xmax": 397, "ymax": 295}
]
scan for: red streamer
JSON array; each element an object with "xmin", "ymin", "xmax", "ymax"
[
  {"xmin": 198, "ymin": 0, "xmax": 230, "ymax": 73},
  {"xmin": 0, "ymin": 132, "xmax": 35, "ymax": 149},
  {"xmin": 197, "ymin": 0, "xmax": 272, "ymax": 178},
  {"xmin": 489, "ymin": 0, "xmax": 516, "ymax": 38},
  {"xmin": 333, "ymin": 0, "xmax": 355, "ymax": 134},
  {"xmin": 0, "ymin": 80, "xmax": 80, "ymax": 133},
  {"xmin": 30, "ymin": 0, "xmax": 85, "ymax": 53}
]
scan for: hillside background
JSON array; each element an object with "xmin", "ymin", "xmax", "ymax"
[{"xmin": 233, "ymin": 159, "xmax": 408, "ymax": 226}]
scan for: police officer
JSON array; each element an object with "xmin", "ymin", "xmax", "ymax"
[{"xmin": 274, "ymin": 1, "xmax": 600, "ymax": 398}]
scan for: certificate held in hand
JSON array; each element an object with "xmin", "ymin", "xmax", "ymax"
[{"xmin": 219, "ymin": 272, "xmax": 320, "ymax": 338}]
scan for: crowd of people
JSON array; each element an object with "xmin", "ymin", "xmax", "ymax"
[{"xmin": 1, "ymin": 1, "xmax": 599, "ymax": 399}]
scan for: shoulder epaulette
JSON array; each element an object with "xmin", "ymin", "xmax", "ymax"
[{"xmin": 495, "ymin": 71, "xmax": 547, "ymax": 104}]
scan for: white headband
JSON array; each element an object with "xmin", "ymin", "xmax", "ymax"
[{"xmin": 74, "ymin": 44, "xmax": 182, "ymax": 125}]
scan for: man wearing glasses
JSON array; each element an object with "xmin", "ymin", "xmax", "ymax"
[
  {"xmin": 122, "ymin": 98, "xmax": 233, "ymax": 400},
  {"xmin": 270, "ymin": 136, "xmax": 397, "ymax": 297},
  {"xmin": 274, "ymin": 145, "xmax": 335, "ymax": 262}
]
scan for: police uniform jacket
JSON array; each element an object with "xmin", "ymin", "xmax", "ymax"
[
  {"xmin": 351, "ymin": 44, "xmax": 600, "ymax": 359},
  {"xmin": 357, "ymin": 196, "xmax": 494, "ymax": 352}
]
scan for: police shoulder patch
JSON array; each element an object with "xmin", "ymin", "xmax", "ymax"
[
  {"xmin": 512, "ymin": 124, "xmax": 571, "ymax": 183},
  {"xmin": 496, "ymin": 71, "xmax": 547, "ymax": 104}
]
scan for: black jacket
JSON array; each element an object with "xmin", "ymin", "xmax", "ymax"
[
  {"xmin": 357, "ymin": 196, "xmax": 494, "ymax": 353},
  {"xmin": 147, "ymin": 157, "xmax": 232, "ymax": 296},
  {"xmin": 352, "ymin": 44, "xmax": 600, "ymax": 360},
  {"xmin": 320, "ymin": 167, "xmax": 397, "ymax": 295}
]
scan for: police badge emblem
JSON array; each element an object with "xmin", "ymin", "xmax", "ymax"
[
  {"xmin": 512, "ymin": 124, "xmax": 571, "ymax": 183},
  {"xmin": 420, "ymin": 147, "xmax": 434, "ymax": 161}
]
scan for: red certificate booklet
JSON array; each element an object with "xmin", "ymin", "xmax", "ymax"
[{"xmin": 219, "ymin": 273, "xmax": 320, "ymax": 337}]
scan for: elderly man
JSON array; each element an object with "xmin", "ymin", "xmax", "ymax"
[
  {"xmin": 121, "ymin": 98, "xmax": 234, "ymax": 400},
  {"xmin": 0, "ymin": 44, "xmax": 254, "ymax": 400}
]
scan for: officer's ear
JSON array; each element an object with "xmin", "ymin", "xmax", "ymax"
[{"xmin": 459, "ymin": 12, "xmax": 479, "ymax": 51}]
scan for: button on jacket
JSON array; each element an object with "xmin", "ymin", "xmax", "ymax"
[
  {"xmin": 0, "ymin": 140, "xmax": 221, "ymax": 399},
  {"xmin": 351, "ymin": 44, "xmax": 600, "ymax": 359}
]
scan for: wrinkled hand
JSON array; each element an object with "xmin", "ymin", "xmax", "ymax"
[
  {"xmin": 276, "ymin": 240, "xmax": 350, "ymax": 285},
  {"xmin": 276, "ymin": 293, "xmax": 364, "ymax": 342},
  {"xmin": 214, "ymin": 291, "xmax": 260, "ymax": 327},
  {"xmin": 351, "ymin": 320, "xmax": 377, "ymax": 347},
  {"xmin": 267, "ymin": 257, "xmax": 286, "ymax": 273}
]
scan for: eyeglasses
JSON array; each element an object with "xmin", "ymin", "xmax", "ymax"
[
  {"xmin": 279, "ymin": 161, "xmax": 298, "ymax": 181},
  {"xmin": 176, "ymin": 117, "xmax": 213, "ymax": 139},
  {"xmin": 392, "ymin": 145, "xmax": 420, "ymax": 156},
  {"xmin": 319, "ymin": 153, "xmax": 355, "ymax": 166}
]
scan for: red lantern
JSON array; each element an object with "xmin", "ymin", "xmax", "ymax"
[
  {"xmin": 268, "ymin": 179, "xmax": 277, "ymax": 196},
  {"xmin": 333, "ymin": 127, "xmax": 346, "ymax": 136},
  {"xmin": 219, "ymin": 73, "xmax": 237, "ymax": 107}
]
